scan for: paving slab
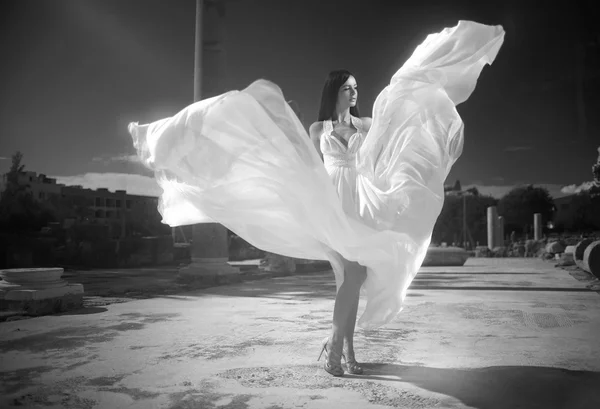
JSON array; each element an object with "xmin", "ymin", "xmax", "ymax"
[
  {"xmin": 413, "ymin": 258, "xmax": 595, "ymax": 291},
  {"xmin": 1, "ymin": 258, "xmax": 599, "ymax": 409}
]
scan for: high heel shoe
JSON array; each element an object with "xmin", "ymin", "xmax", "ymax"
[
  {"xmin": 317, "ymin": 337, "xmax": 344, "ymax": 377},
  {"xmin": 342, "ymin": 351, "xmax": 364, "ymax": 375}
]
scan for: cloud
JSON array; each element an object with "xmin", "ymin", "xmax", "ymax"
[
  {"xmin": 463, "ymin": 183, "xmax": 573, "ymax": 199},
  {"xmin": 560, "ymin": 181, "xmax": 597, "ymax": 195},
  {"xmin": 503, "ymin": 146, "xmax": 533, "ymax": 152},
  {"xmin": 51, "ymin": 172, "xmax": 161, "ymax": 197},
  {"xmin": 0, "ymin": 156, "xmax": 9, "ymax": 160},
  {"xmin": 92, "ymin": 154, "xmax": 141, "ymax": 165}
]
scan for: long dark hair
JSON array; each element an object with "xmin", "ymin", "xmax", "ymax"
[{"xmin": 317, "ymin": 69, "xmax": 360, "ymax": 122}]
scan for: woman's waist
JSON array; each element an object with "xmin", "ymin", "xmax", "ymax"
[{"xmin": 323, "ymin": 153, "xmax": 356, "ymax": 168}]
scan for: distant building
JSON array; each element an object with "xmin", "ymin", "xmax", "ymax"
[
  {"xmin": 552, "ymin": 195, "xmax": 575, "ymax": 214},
  {"xmin": 0, "ymin": 170, "xmax": 166, "ymax": 237},
  {"xmin": 0, "ymin": 171, "xmax": 63, "ymax": 201},
  {"xmin": 552, "ymin": 193, "xmax": 600, "ymax": 231}
]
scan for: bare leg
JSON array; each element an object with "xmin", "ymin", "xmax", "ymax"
[
  {"xmin": 344, "ymin": 261, "xmax": 366, "ymax": 370},
  {"xmin": 344, "ymin": 263, "xmax": 367, "ymax": 374},
  {"xmin": 327, "ymin": 259, "xmax": 366, "ymax": 374}
]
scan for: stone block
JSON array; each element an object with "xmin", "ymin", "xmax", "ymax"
[
  {"xmin": 546, "ymin": 241, "xmax": 565, "ymax": 254},
  {"xmin": 0, "ymin": 283, "xmax": 84, "ymax": 315},
  {"xmin": 525, "ymin": 240, "xmax": 545, "ymax": 257},
  {"xmin": 582, "ymin": 241, "xmax": 600, "ymax": 279},
  {"xmin": 564, "ymin": 245, "xmax": 576, "ymax": 255},
  {"xmin": 557, "ymin": 252, "xmax": 575, "ymax": 266},
  {"xmin": 574, "ymin": 239, "xmax": 594, "ymax": 270}
]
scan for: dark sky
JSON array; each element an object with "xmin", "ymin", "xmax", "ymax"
[{"xmin": 1, "ymin": 0, "xmax": 599, "ymax": 198}]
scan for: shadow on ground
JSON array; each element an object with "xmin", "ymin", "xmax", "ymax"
[
  {"xmin": 55, "ymin": 307, "xmax": 108, "ymax": 316},
  {"xmin": 0, "ymin": 312, "xmax": 181, "ymax": 355},
  {"xmin": 175, "ymin": 273, "xmax": 437, "ymax": 302},
  {"xmin": 363, "ymin": 363, "xmax": 599, "ymax": 409},
  {"xmin": 221, "ymin": 363, "xmax": 599, "ymax": 409}
]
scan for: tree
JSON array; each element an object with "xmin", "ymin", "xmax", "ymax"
[
  {"xmin": 497, "ymin": 185, "xmax": 555, "ymax": 235},
  {"xmin": 444, "ymin": 179, "xmax": 462, "ymax": 193},
  {"xmin": 465, "ymin": 186, "xmax": 480, "ymax": 196},
  {"xmin": 452, "ymin": 180, "xmax": 462, "ymax": 192},
  {"xmin": 6, "ymin": 151, "xmax": 25, "ymax": 186},
  {"xmin": 0, "ymin": 151, "xmax": 56, "ymax": 232},
  {"xmin": 45, "ymin": 193, "xmax": 94, "ymax": 223},
  {"xmin": 592, "ymin": 146, "xmax": 600, "ymax": 186},
  {"xmin": 433, "ymin": 191, "xmax": 497, "ymax": 246}
]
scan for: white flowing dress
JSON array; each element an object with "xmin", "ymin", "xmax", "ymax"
[{"xmin": 128, "ymin": 21, "xmax": 505, "ymax": 329}]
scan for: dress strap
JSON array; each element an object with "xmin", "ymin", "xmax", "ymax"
[{"xmin": 351, "ymin": 116, "xmax": 363, "ymax": 133}]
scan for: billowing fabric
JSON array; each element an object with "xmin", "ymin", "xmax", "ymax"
[{"xmin": 129, "ymin": 21, "xmax": 505, "ymax": 329}]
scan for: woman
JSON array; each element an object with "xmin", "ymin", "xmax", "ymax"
[
  {"xmin": 128, "ymin": 21, "xmax": 505, "ymax": 377},
  {"xmin": 310, "ymin": 70, "xmax": 372, "ymax": 376}
]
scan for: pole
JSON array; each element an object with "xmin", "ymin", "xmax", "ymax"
[
  {"xmin": 462, "ymin": 193, "xmax": 467, "ymax": 248},
  {"xmin": 534, "ymin": 213, "xmax": 542, "ymax": 241},
  {"xmin": 487, "ymin": 206, "xmax": 497, "ymax": 250},
  {"xmin": 575, "ymin": 42, "xmax": 587, "ymax": 140},
  {"xmin": 194, "ymin": 0, "xmax": 204, "ymax": 102}
]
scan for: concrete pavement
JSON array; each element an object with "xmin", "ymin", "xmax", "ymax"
[{"xmin": 1, "ymin": 258, "xmax": 599, "ymax": 409}]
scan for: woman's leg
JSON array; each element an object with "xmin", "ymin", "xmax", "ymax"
[
  {"xmin": 327, "ymin": 259, "xmax": 366, "ymax": 372},
  {"xmin": 344, "ymin": 262, "xmax": 367, "ymax": 361}
]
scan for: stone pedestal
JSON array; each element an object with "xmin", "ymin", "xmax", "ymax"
[
  {"xmin": 487, "ymin": 206, "xmax": 497, "ymax": 250},
  {"xmin": 422, "ymin": 247, "xmax": 470, "ymax": 267},
  {"xmin": 0, "ymin": 268, "xmax": 84, "ymax": 316},
  {"xmin": 178, "ymin": 225, "xmax": 240, "ymax": 284},
  {"xmin": 533, "ymin": 213, "xmax": 542, "ymax": 241}
]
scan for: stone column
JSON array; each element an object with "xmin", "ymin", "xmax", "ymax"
[
  {"xmin": 533, "ymin": 213, "xmax": 542, "ymax": 241},
  {"xmin": 487, "ymin": 206, "xmax": 497, "ymax": 250},
  {"xmin": 180, "ymin": 0, "xmax": 239, "ymax": 281},
  {"xmin": 496, "ymin": 216, "xmax": 505, "ymax": 247},
  {"xmin": 256, "ymin": 98, "xmax": 301, "ymax": 276}
]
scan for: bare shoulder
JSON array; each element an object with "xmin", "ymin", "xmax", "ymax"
[
  {"xmin": 360, "ymin": 117, "xmax": 372, "ymax": 132},
  {"xmin": 309, "ymin": 121, "xmax": 324, "ymax": 141}
]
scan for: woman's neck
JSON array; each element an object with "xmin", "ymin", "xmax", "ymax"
[{"xmin": 333, "ymin": 108, "xmax": 351, "ymax": 124}]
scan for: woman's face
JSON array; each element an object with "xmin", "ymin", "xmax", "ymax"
[{"xmin": 337, "ymin": 76, "xmax": 358, "ymax": 110}]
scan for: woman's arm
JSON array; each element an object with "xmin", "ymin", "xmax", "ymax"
[
  {"xmin": 309, "ymin": 121, "xmax": 324, "ymax": 162},
  {"xmin": 361, "ymin": 117, "xmax": 373, "ymax": 134}
]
